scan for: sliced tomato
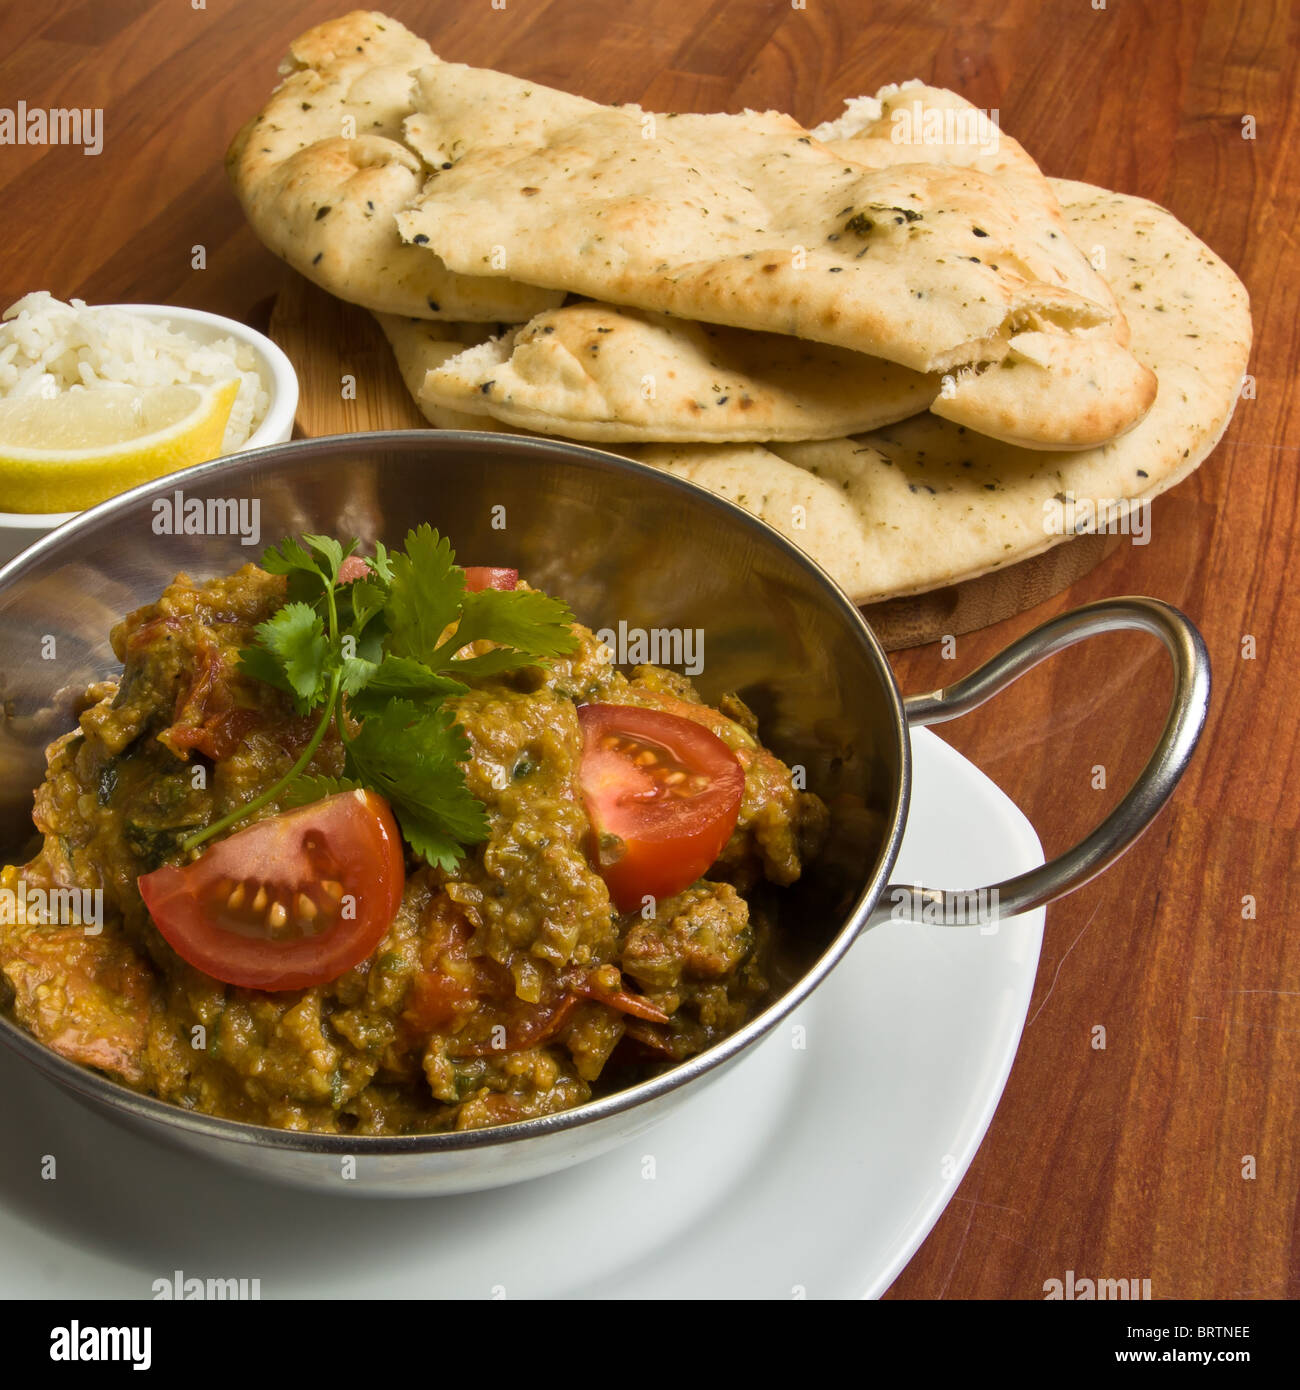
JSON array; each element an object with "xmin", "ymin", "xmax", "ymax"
[
  {"xmin": 337, "ymin": 555, "xmax": 371, "ymax": 584},
  {"xmin": 401, "ymin": 897, "xmax": 479, "ymax": 1035},
  {"xmin": 165, "ymin": 707, "xmax": 261, "ymax": 762},
  {"xmin": 137, "ymin": 790, "xmax": 405, "ymax": 991},
  {"xmin": 403, "ymin": 968, "xmax": 478, "ymax": 1035},
  {"xmin": 561, "ymin": 968, "xmax": 671, "ymax": 1023},
  {"xmin": 337, "ymin": 557, "xmax": 515, "ymax": 591},
  {"xmin": 463, "ymin": 566, "xmax": 517, "ymax": 592},
  {"xmin": 576, "ymin": 704, "xmax": 745, "ymax": 913},
  {"xmin": 453, "ymin": 993, "xmax": 580, "ymax": 1058},
  {"xmin": 620, "ymin": 1020, "xmax": 679, "ymax": 1059}
]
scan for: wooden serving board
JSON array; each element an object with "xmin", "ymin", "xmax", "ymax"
[{"xmin": 269, "ymin": 274, "xmax": 1118, "ymax": 650}]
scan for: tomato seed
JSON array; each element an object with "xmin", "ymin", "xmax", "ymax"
[
  {"xmin": 267, "ymin": 901, "xmax": 288, "ymax": 930},
  {"xmin": 252, "ymin": 885, "xmax": 268, "ymax": 913},
  {"xmin": 227, "ymin": 882, "xmax": 246, "ymax": 910},
  {"xmin": 297, "ymin": 893, "xmax": 318, "ymax": 922}
]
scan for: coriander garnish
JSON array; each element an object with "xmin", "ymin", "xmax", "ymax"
[{"xmin": 181, "ymin": 526, "xmax": 578, "ymax": 870}]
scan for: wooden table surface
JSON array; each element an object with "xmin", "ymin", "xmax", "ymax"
[{"xmin": 3, "ymin": 0, "xmax": 1295, "ymax": 1299}]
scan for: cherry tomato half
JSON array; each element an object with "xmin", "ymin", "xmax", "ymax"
[
  {"xmin": 338, "ymin": 557, "xmax": 515, "ymax": 591},
  {"xmin": 463, "ymin": 566, "xmax": 518, "ymax": 592},
  {"xmin": 576, "ymin": 704, "xmax": 745, "ymax": 913},
  {"xmin": 337, "ymin": 554, "xmax": 371, "ymax": 584},
  {"xmin": 137, "ymin": 790, "xmax": 405, "ymax": 991}
]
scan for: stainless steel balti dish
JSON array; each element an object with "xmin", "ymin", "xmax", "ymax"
[{"xmin": 0, "ymin": 432, "xmax": 1209, "ymax": 1195}]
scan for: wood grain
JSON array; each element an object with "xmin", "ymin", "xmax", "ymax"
[
  {"xmin": 268, "ymin": 275, "xmax": 427, "ymax": 434},
  {"xmin": 2, "ymin": 0, "xmax": 1296, "ymax": 1299}
]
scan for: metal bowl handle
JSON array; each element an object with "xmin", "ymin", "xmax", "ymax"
[{"xmin": 870, "ymin": 597, "xmax": 1210, "ymax": 928}]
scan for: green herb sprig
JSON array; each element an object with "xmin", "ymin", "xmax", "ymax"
[{"xmin": 181, "ymin": 527, "xmax": 578, "ymax": 870}]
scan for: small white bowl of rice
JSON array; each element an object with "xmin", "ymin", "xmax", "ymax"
[{"xmin": 0, "ymin": 294, "xmax": 298, "ymax": 566}]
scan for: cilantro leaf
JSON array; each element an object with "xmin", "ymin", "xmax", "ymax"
[
  {"xmin": 279, "ymin": 774, "xmax": 363, "ymax": 808},
  {"xmin": 346, "ymin": 578, "xmax": 389, "ymax": 638},
  {"xmin": 299, "ymin": 533, "xmax": 354, "ymax": 585},
  {"xmin": 440, "ymin": 586, "xmax": 578, "ymax": 661},
  {"xmin": 344, "ymin": 699, "xmax": 489, "ymax": 869},
  {"xmin": 264, "ymin": 535, "xmax": 366, "ymax": 615},
  {"xmin": 389, "ymin": 805, "xmax": 471, "ymax": 874},
  {"xmin": 347, "ymin": 655, "xmax": 467, "ymax": 719},
  {"xmin": 243, "ymin": 602, "xmax": 329, "ymax": 712},
  {"xmin": 261, "ymin": 536, "xmax": 325, "ymax": 580},
  {"xmin": 438, "ymin": 645, "xmax": 562, "ymax": 680},
  {"xmin": 384, "ymin": 525, "xmax": 465, "ymax": 660},
  {"xmin": 238, "ymin": 643, "xmax": 296, "ymax": 700},
  {"xmin": 229, "ymin": 528, "xmax": 577, "ymax": 872},
  {"xmin": 368, "ymin": 541, "xmax": 395, "ymax": 586},
  {"xmin": 340, "ymin": 655, "xmax": 379, "ymax": 699},
  {"xmin": 261, "ymin": 536, "xmax": 334, "ymax": 609}
]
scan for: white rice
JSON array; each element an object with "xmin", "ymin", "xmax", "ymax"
[{"xmin": 0, "ymin": 291, "xmax": 269, "ymax": 453}]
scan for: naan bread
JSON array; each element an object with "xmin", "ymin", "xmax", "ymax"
[
  {"xmin": 397, "ymin": 62, "xmax": 1154, "ymax": 444},
  {"xmin": 415, "ymin": 301, "xmax": 937, "ymax": 442},
  {"xmin": 813, "ymin": 81, "xmax": 1041, "ymax": 179},
  {"xmin": 372, "ymin": 313, "xmax": 511, "ymax": 429},
  {"xmin": 226, "ymin": 12, "xmax": 562, "ymax": 322},
  {"xmin": 812, "ymin": 81, "xmax": 1150, "ymax": 447},
  {"xmin": 645, "ymin": 182, "xmax": 1250, "ymax": 601},
  {"xmin": 384, "ymin": 68, "xmax": 1152, "ymax": 451}
]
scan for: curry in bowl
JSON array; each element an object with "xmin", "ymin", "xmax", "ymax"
[{"xmin": 0, "ymin": 530, "xmax": 825, "ymax": 1134}]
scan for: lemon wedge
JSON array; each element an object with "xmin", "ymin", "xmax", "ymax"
[{"xmin": 0, "ymin": 378, "xmax": 240, "ymax": 513}]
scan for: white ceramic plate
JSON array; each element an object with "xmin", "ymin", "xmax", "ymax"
[{"xmin": 0, "ymin": 727, "xmax": 1044, "ymax": 1299}]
